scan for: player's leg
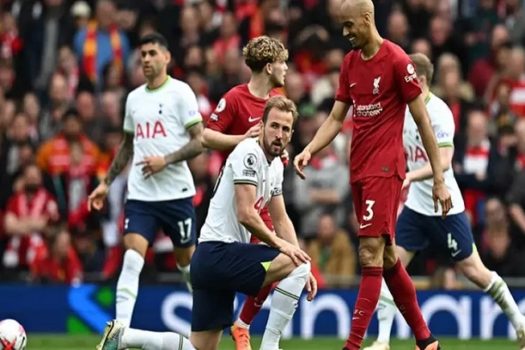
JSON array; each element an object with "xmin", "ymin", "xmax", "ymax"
[
  {"xmin": 96, "ymin": 319, "xmax": 195, "ymax": 350},
  {"xmin": 190, "ymin": 242, "xmax": 239, "ymax": 350},
  {"xmin": 232, "ymin": 208, "xmax": 274, "ymax": 350},
  {"xmin": 260, "ymin": 252, "xmax": 310, "ymax": 350},
  {"xmin": 380, "ymin": 178, "xmax": 437, "ymax": 350},
  {"xmin": 161, "ymin": 197, "xmax": 197, "ymax": 292},
  {"xmin": 116, "ymin": 200, "xmax": 157, "ymax": 327},
  {"xmin": 446, "ymin": 212, "xmax": 525, "ymax": 346},
  {"xmin": 343, "ymin": 178, "xmax": 394, "ymax": 350},
  {"xmin": 366, "ymin": 207, "xmax": 427, "ymax": 350}
]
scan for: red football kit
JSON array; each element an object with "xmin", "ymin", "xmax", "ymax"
[
  {"xmin": 336, "ymin": 40, "xmax": 421, "ymax": 241},
  {"xmin": 206, "ymin": 84, "xmax": 280, "ymax": 234}
]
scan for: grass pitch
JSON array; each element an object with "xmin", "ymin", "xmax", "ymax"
[{"xmin": 28, "ymin": 334, "xmax": 520, "ymax": 349}]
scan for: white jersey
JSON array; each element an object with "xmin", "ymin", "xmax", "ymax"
[
  {"xmin": 123, "ymin": 77, "xmax": 202, "ymax": 201},
  {"xmin": 403, "ymin": 93, "xmax": 465, "ymax": 216},
  {"xmin": 199, "ymin": 138, "xmax": 284, "ymax": 244}
]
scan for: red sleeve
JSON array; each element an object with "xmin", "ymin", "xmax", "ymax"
[
  {"xmin": 335, "ymin": 54, "xmax": 353, "ymax": 103},
  {"xmin": 393, "ymin": 52, "xmax": 421, "ymax": 103},
  {"xmin": 206, "ymin": 93, "xmax": 236, "ymax": 133},
  {"xmin": 5, "ymin": 195, "xmax": 17, "ymax": 215}
]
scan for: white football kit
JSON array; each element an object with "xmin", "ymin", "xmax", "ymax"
[
  {"xmin": 199, "ymin": 138, "xmax": 284, "ymax": 244},
  {"xmin": 403, "ymin": 93, "xmax": 465, "ymax": 216},
  {"xmin": 123, "ymin": 77, "xmax": 202, "ymax": 201}
]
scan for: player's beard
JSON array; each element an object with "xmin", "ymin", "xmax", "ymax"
[{"xmin": 264, "ymin": 137, "xmax": 283, "ymax": 157}]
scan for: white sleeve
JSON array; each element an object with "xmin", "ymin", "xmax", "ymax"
[
  {"xmin": 230, "ymin": 143, "xmax": 260, "ymax": 186},
  {"xmin": 433, "ymin": 102, "xmax": 455, "ymax": 147},
  {"xmin": 123, "ymin": 95, "xmax": 134, "ymax": 133},
  {"xmin": 179, "ymin": 84, "xmax": 203, "ymax": 129},
  {"xmin": 272, "ymin": 163, "xmax": 284, "ymax": 197}
]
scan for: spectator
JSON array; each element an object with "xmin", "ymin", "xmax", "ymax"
[
  {"xmin": 39, "ymin": 72, "xmax": 72, "ymax": 140},
  {"xmin": 481, "ymin": 197, "xmax": 525, "ymax": 275},
  {"xmin": 74, "ymin": 0, "xmax": 130, "ymax": 87},
  {"xmin": 306, "ymin": 213, "xmax": 356, "ymax": 287},
  {"xmin": 30, "ymin": 226, "xmax": 83, "ymax": 284},
  {"xmin": 293, "ymin": 143, "xmax": 349, "ymax": 238},
  {"xmin": 3, "ymin": 164, "xmax": 59, "ymax": 271}
]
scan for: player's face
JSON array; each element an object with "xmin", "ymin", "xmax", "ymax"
[
  {"xmin": 340, "ymin": 4, "xmax": 370, "ymax": 49},
  {"xmin": 140, "ymin": 43, "xmax": 170, "ymax": 80},
  {"xmin": 268, "ymin": 60, "xmax": 288, "ymax": 88},
  {"xmin": 262, "ymin": 108, "xmax": 294, "ymax": 157}
]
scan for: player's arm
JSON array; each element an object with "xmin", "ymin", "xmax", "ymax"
[
  {"xmin": 268, "ymin": 194, "xmax": 299, "ymax": 247},
  {"xmin": 88, "ymin": 131, "xmax": 133, "ymax": 211},
  {"xmin": 235, "ymin": 183, "xmax": 285, "ymax": 247},
  {"xmin": 405, "ymin": 147, "xmax": 453, "ymax": 184},
  {"xmin": 294, "ymin": 101, "xmax": 350, "ymax": 179},
  {"xmin": 164, "ymin": 122, "xmax": 204, "ymax": 164},
  {"xmin": 408, "ymin": 95, "xmax": 452, "ymax": 215},
  {"xmin": 104, "ymin": 131, "xmax": 134, "ymax": 186},
  {"xmin": 202, "ymin": 127, "xmax": 259, "ymax": 151},
  {"xmin": 235, "ymin": 184, "xmax": 310, "ymax": 265}
]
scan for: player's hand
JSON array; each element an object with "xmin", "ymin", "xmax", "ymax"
[
  {"xmin": 432, "ymin": 180, "xmax": 453, "ymax": 218},
  {"xmin": 402, "ymin": 177, "xmax": 411, "ymax": 190},
  {"xmin": 243, "ymin": 124, "xmax": 261, "ymax": 139},
  {"xmin": 279, "ymin": 240, "xmax": 311, "ymax": 266},
  {"xmin": 305, "ymin": 273, "xmax": 318, "ymax": 301},
  {"xmin": 293, "ymin": 149, "xmax": 312, "ymax": 180},
  {"xmin": 136, "ymin": 156, "xmax": 167, "ymax": 179},
  {"xmin": 87, "ymin": 182, "xmax": 109, "ymax": 211},
  {"xmin": 280, "ymin": 149, "xmax": 289, "ymax": 167}
]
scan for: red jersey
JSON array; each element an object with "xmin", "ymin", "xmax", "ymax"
[
  {"xmin": 4, "ymin": 189, "xmax": 59, "ymax": 268},
  {"xmin": 206, "ymin": 84, "xmax": 280, "ymax": 162},
  {"xmin": 336, "ymin": 40, "xmax": 421, "ymax": 183}
]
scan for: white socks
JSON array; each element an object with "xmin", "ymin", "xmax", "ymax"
[
  {"xmin": 484, "ymin": 271, "xmax": 524, "ymax": 330},
  {"xmin": 121, "ymin": 328, "xmax": 195, "ymax": 350},
  {"xmin": 116, "ymin": 249, "xmax": 144, "ymax": 327},
  {"xmin": 177, "ymin": 263, "xmax": 192, "ymax": 293},
  {"xmin": 376, "ymin": 279, "xmax": 396, "ymax": 343},
  {"xmin": 260, "ymin": 262, "xmax": 310, "ymax": 350}
]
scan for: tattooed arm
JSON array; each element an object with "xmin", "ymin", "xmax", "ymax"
[
  {"xmin": 103, "ymin": 132, "xmax": 134, "ymax": 186},
  {"xmin": 164, "ymin": 122, "xmax": 204, "ymax": 164},
  {"xmin": 138, "ymin": 122, "xmax": 204, "ymax": 179}
]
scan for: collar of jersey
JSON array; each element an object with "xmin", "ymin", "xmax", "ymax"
[{"xmin": 145, "ymin": 76, "xmax": 171, "ymax": 93}]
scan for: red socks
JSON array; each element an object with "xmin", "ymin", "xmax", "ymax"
[
  {"xmin": 239, "ymin": 284, "xmax": 273, "ymax": 325},
  {"xmin": 383, "ymin": 260, "xmax": 430, "ymax": 341},
  {"xmin": 344, "ymin": 266, "xmax": 383, "ymax": 350}
]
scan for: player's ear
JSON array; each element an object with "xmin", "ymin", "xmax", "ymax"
[{"xmin": 265, "ymin": 62, "xmax": 272, "ymax": 75}]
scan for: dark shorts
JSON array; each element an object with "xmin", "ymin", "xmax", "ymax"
[
  {"xmin": 396, "ymin": 207, "xmax": 474, "ymax": 261},
  {"xmin": 190, "ymin": 241, "xmax": 280, "ymax": 331},
  {"xmin": 351, "ymin": 176, "xmax": 402, "ymax": 244},
  {"xmin": 123, "ymin": 198, "xmax": 196, "ymax": 247}
]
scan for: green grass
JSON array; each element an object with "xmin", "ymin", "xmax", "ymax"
[{"xmin": 26, "ymin": 334, "xmax": 521, "ymax": 349}]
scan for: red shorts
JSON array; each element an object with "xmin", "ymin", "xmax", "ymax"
[
  {"xmin": 351, "ymin": 176, "xmax": 402, "ymax": 244},
  {"xmin": 250, "ymin": 206, "xmax": 274, "ymax": 244}
]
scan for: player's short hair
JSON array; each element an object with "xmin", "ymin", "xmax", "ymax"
[
  {"xmin": 139, "ymin": 32, "xmax": 169, "ymax": 50},
  {"xmin": 409, "ymin": 53, "xmax": 434, "ymax": 82},
  {"xmin": 242, "ymin": 36, "xmax": 289, "ymax": 72},
  {"xmin": 262, "ymin": 96, "xmax": 298, "ymax": 124}
]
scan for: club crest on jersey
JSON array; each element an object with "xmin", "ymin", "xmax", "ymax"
[
  {"xmin": 373, "ymin": 76, "xmax": 381, "ymax": 95},
  {"xmin": 243, "ymin": 153, "xmax": 257, "ymax": 169},
  {"xmin": 215, "ymin": 98, "xmax": 226, "ymax": 113}
]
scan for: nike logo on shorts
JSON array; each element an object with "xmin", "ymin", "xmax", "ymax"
[{"xmin": 359, "ymin": 222, "xmax": 372, "ymax": 229}]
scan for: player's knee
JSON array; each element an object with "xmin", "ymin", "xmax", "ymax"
[
  {"xmin": 288, "ymin": 261, "xmax": 310, "ymax": 280},
  {"xmin": 358, "ymin": 242, "xmax": 383, "ymax": 267},
  {"xmin": 383, "ymin": 251, "xmax": 397, "ymax": 269}
]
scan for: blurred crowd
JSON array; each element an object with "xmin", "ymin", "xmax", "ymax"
[{"xmin": 2, "ymin": 0, "xmax": 525, "ymax": 288}]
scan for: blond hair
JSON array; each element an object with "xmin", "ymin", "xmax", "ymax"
[{"xmin": 242, "ymin": 36, "xmax": 288, "ymax": 72}]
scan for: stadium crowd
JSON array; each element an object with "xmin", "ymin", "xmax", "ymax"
[{"xmin": 1, "ymin": 0, "xmax": 525, "ymax": 288}]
